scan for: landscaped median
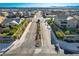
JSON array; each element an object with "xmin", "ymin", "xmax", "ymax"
[
  {"xmin": 12, "ymin": 19, "xmax": 29, "ymax": 40},
  {"xmin": 0, "ymin": 19, "xmax": 29, "ymax": 43}
]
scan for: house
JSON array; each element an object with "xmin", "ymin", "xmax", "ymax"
[
  {"xmin": 1, "ymin": 12, "xmax": 9, "ymax": 17},
  {"xmin": 73, "ymin": 15, "xmax": 79, "ymax": 28},
  {"xmin": 64, "ymin": 35, "xmax": 79, "ymax": 41},
  {"xmin": 2, "ymin": 17, "xmax": 24, "ymax": 26},
  {"xmin": 54, "ymin": 15, "xmax": 78, "ymax": 29},
  {"xmin": 10, "ymin": 18, "xmax": 24, "ymax": 26},
  {"xmin": 54, "ymin": 15, "xmax": 68, "ymax": 28},
  {"xmin": 66, "ymin": 16, "xmax": 78, "ymax": 28}
]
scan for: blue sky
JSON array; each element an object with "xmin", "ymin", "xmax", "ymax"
[{"xmin": 0, "ymin": 3, "xmax": 79, "ymax": 8}]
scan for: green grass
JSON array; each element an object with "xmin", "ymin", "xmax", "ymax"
[
  {"xmin": 12, "ymin": 20, "xmax": 29, "ymax": 39},
  {"xmin": 63, "ymin": 28, "xmax": 77, "ymax": 34},
  {"xmin": 47, "ymin": 18, "xmax": 53, "ymax": 25},
  {"xmin": 0, "ymin": 33, "xmax": 9, "ymax": 37},
  {"xmin": 0, "ymin": 19, "xmax": 29, "ymax": 40}
]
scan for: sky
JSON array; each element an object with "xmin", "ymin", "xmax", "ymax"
[{"xmin": 0, "ymin": 3, "xmax": 79, "ymax": 8}]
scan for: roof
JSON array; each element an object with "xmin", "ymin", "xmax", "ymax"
[
  {"xmin": 11, "ymin": 20, "xmax": 18, "ymax": 24},
  {"xmin": 56, "ymin": 15, "xmax": 68, "ymax": 20},
  {"xmin": 2, "ymin": 17, "xmax": 21, "ymax": 25},
  {"xmin": 74, "ymin": 15, "xmax": 79, "ymax": 20},
  {"xmin": 67, "ymin": 16, "xmax": 74, "ymax": 20},
  {"xmin": 0, "ymin": 16, "xmax": 5, "ymax": 23},
  {"xmin": 14, "ymin": 18, "xmax": 20, "ymax": 23}
]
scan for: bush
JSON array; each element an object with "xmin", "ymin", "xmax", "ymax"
[
  {"xmin": 13, "ymin": 35, "xmax": 17, "ymax": 39},
  {"xmin": 55, "ymin": 31, "xmax": 65, "ymax": 39},
  {"xmin": 47, "ymin": 18, "xmax": 53, "ymax": 25},
  {"xmin": 12, "ymin": 20, "xmax": 29, "ymax": 39},
  {"xmin": 0, "ymin": 19, "xmax": 29, "ymax": 39},
  {"xmin": 65, "ymin": 30, "xmax": 70, "ymax": 35},
  {"xmin": 1, "ymin": 27, "xmax": 10, "ymax": 33},
  {"xmin": 8, "ymin": 31, "xmax": 14, "ymax": 35}
]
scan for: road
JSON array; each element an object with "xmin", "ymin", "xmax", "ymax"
[
  {"xmin": 33, "ymin": 11, "xmax": 57, "ymax": 56},
  {"xmin": 2, "ymin": 11, "xmax": 58, "ymax": 56},
  {"xmin": 3, "ymin": 13, "xmax": 37, "ymax": 56}
]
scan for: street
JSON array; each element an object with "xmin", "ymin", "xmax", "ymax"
[
  {"xmin": 33, "ymin": 13, "xmax": 57, "ymax": 55},
  {"xmin": 3, "ymin": 18, "xmax": 37, "ymax": 56},
  {"xmin": 2, "ymin": 11, "xmax": 57, "ymax": 56}
]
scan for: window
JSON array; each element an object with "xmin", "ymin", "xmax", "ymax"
[
  {"xmin": 66, "ymin": 36, "xmax": 74, "ymax": 38},
  {"xmin": 61, "ymin": 25, "xmax": 66, "ymax": 28},
  {"xmin": 61, "ymin": 21, "xmax": 67, "ymax": 24}
]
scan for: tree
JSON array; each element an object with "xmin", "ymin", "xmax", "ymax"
[
  {"xmin": 65, "ymin": 30, "xmax": 70, "ymax": 35},
  {"xmin": 56, "ymin": 31, "xmax": 64, "ymax": 39},
  {"xmin": 47, "ymin": 18, "xmax": 53, "ymax": 25},
  {"xmin": 2, "ymin": 27, "xmax": 10, "ymax": 33}
]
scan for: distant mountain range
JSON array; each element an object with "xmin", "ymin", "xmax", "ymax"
[
  {"xmin": 0, "ymin": 3, "xmax": 79, "ymax": 8},
  {"xmin": 50, "ymin": 6, "xmax": 79, "ymax": 8}
]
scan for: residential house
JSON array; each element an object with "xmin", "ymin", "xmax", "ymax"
[
  {"xmin": 64, "ymin": 35, "xmax": 79, "ymax": 41},
  {"xmin": 2, "ymin": 17, "xmax": 24, "ymax": 26},
  {"xmin": 54, "ymin": 15, "xmax": 78, "ymax": 29},
  {"xmin": 54, "ymin": 15, "xmax": 68, "ymax": 28}
]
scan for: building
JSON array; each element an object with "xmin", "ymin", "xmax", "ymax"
[
  {"xmin": 54, "ymin": 15, "xmax": 67, "ymax": 28},
  {"xmin": 2, "ymin": 17, "xmax": 24, "ymax": 26},
  {"xmin": 54, "ymin": 15, "xmax": 78, "ymax": 29},
  {"xmin": 66, "ymin": 16, "xmax": 78, "ymax": 28},
  {"xmin": 64, "ymin": 35, "xmax": 79, "ymax": 41},
  {"xmin": 73, "ymin": 15, "xmax": 79, "ymax": 28}
]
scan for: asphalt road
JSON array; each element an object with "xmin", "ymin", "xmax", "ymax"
[
  {"xmin": 4, "ymin": 22, "xmax": 37, "ymax": 56},
  {"xmin": 33, "ymin": 17, "xmax": 57, "ymax": 56},
  {"xmin": 3, "ymin": 14, "xmax": 37, "ymax": 56},
  {"xmin": 3, "ymin": 11, "xmax": 58, "ymax": 56}
]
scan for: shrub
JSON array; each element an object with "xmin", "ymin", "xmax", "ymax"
[
  {"xmin": 0, "ymin": 33, "xmax": 8, "ymax": 37},
  {"xmin": 55, "ymin": 31, "xmax": 65, "ymax": 39},
  {"xmin": 1, "ymin": 27, "xmax": 10, "ymax": 33},
  {"xmin": 12, "ymin": 20, "xmax": 29, "ymax": 39},
  {"xmin": 65, "ymin": 30, "xmax": 70, "ymax": 35},
  {"xmin": 13, "ymin": 35, "xmax": 17, "ymax": 39}
]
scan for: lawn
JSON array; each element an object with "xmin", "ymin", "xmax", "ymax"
[{"xmin": 12, "ymin": 19, "xmax": 29, "ymax": 39}]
